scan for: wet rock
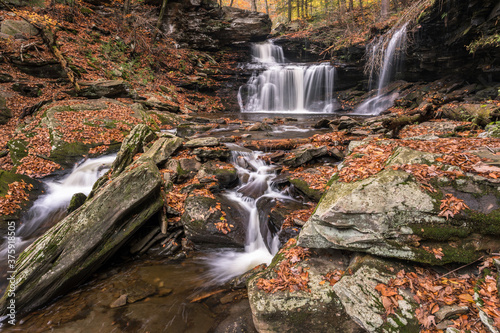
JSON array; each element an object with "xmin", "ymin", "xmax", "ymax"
[
  {"xmin": 312, "ymin": 118, "xmax": 331, "ymax": 128},
  {"xmin": 66, "ymin": 192, "xmax": 87, "ymax": 214},
  {"xmin": 12, "ymin": 82, "xmax": 43, "ymax": 97},
  {"xmin": 0, "ymin": 158, "xmax": 163, "ymax": 316},
  {"xmin": 77, "ymin": 80, "xmax": 137, "ymax": 99},
  {"xmin": 282, "ymin": 144, "xmax": 328, "ymax": 167},
  {"xmin": 11, "ymin": 59, "xmax": 66, "ymax": 79},
  {"xmin": 288, "ymin": 170, "xmax": 325, "ymax": 202},
  {"xmin": 193, "ymin": 146, "xmax": 231, "ymax": 162},
  {"xmin": 184, "ymin": 136, "xmax": 220, "ymax": 148},
  {"xmin": 0, "ymin": 19, "xmax": 38, "ymax": 36},
  {"xmin": 247, "ymin": 249, "xmax": 366, "ymax": 333},
  {"xmin": 246, "ymin": 122, "xmax": 272, "ymax": 131},
  {"xmin": 0, "ymin": 73, "xmax": 13, "ymax": 83},
  {"xmin": 166, "ymin": 157, "xmax": 202, "ymax": 183},
  {"xmin": 0, "ymin": 95, "xmax": 11, "ymax": 124},
  {"xmin": 110, "ymin": 294, "xmax": 128, "ymax": 308},
  {"xmin": 139, "ymin": 134, "xmax": 183, "ymax": 166},
  {"xmin": 112, "ymin": 124, "xmax": 157, "ymax": 175},
  {"xmin": 126, "ymin": 279, "xmax": 157, "ymax": 303},
  {"xmin": 141, "ymin": 98, "xmax": 181, "ymax": 113},
  {"xmin": 331, "ymin": 116, "xmax": 360, "ymax": 130},
  {"xmin": 299, "ymin": 145, "xmax": 500, "ymax": 265},
  {"xmin": 181, "ymin": 194, "xmax": 247, "ymax": 247},
  {"xmin": 176, "ymin": 124, "xmax": 215, "ymax": 138},
  {"xmin": 197, "ymin": 160, "xmax": 238, "ymax": 189},
  {"xmin": 213, "ymin": 299, "xmax": 257, "ymax": 333}
]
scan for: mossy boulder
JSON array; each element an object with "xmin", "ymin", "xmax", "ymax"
[
  {"xmin": 0, "ymin": 95, "xmax": 12, "ymax": 124},
  {"xmin": 66, "ymin": 192, "xmax": 87, "ymax": 214},
  {"xmin": 77, "ymin": 80, "xmax": 137, "ymax": 99},
  {"xmin": 298, "ymin": 145, "xmax": 500, "ymax": 265},
  {"xmin": 247, "ymin": 249, "xmax": 419, "ymax": 333},
  {"xmin": 138, "ymin": 133, "xmax": 183, "ymax": 167},
  {"xmin": 111, "ymin": 124, "xmax": 157, "ymax": 175},
  {"xmin": 196, "ymin": 160, "xmax": 238, "ymax": 189},
  {"xmin": 282, "ymin": 144, "xmax": 328, "ymax": 168},
  {"xmin": 0, "ymin": 157, "xmax": 163, "ymax": 317},
  {"xmin": 181, "ymin": 194, "xmax": 247, "ymax": 248}
]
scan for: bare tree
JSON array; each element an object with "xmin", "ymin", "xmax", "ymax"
[
  {"xmin": 251, "ymin": 0, "xmax": 257, "ymax": 11},
  {"xmin": 288, "ymin": 0, "xmax": 292, "ymax": 21},
  {"xmin": 381, "ymin": 0, "xmax": 389, "ymax": 19}
]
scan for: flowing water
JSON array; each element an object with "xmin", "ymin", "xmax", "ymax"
[
  {"xmin": 205, "ymin": 146, "xmax": 294, "ymax": 283},
  {"xmin": 0, "ymin": 155, "xmax": 115, "ymax": 292},
  {"xmin": 238, "ymin": 42, "xmax": 338, "ymax": 114},
  {"xmin": 353, "ymin": 24, "xmax": 408, "ymax": 115}
]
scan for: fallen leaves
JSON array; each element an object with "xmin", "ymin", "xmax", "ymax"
[
  {"xmin": 375, "ymin": 258, "xmax": 500, "ymax": 332},
  {"xmin": 438, "ymin": 194, "xmax": 469, "ymax": 220},
  {"xmin": 0, "ymin": 180, "xmax": 33, "ymax": 215},
  {"xmin": 320, "ymin": 269, "xmax": 344, "ymax": 287},
  {"xmin": 256, "ymin": 239, "xmax": 311, "ymax": 293}
]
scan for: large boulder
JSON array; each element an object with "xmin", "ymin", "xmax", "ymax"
[
  {"xmin": 0, "ymin": 157, "xmax": 163, "ymax": 316},
  {"xmin": 247, "ymin": 242, "xmax": 419, "ymax": 333},
  {"xmin": 165, "ymin": 0, "xmax": 271, "ymax": 50},
  {"xmin": 0, "ymin": 20, "xmax": 39, "ymax": 37},
  {"xmin": 299, "ymin": 145, "xmax": 500, "ymax": 265},
  {"xmin": 181, "ymin": 193, "xmax": 248, "ymax": 247},
  {"xmin": 8, "ymin": 99, "xmax": 147, "ymax": 169}
]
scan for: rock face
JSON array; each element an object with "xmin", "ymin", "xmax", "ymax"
[
  {"xmin": 165, "ymin": 0, "xmax": 271, "ymax": 50},
  {"xmin": 0, "ymin": 157, "xmax": 163, "ymax": 316},
  {"xmin": 181, "ymin": 194, "xmax": 247, "ymax": 247},
  {"xmin": 405, "ymin": 0, "xmax": 500, "ymax": 81},
  {"xmin": 8, "ymin": 99, "xmax": 147, "ymax": 168},
  {"xmin": 298, "ymin": 145, "xmax": 500, "ymax": 265},
  {"xmin": 247, "ymin": 247, "xmax": 419, "ymax": 333}
]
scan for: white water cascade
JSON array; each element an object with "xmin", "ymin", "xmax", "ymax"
[
  {"xmin": 354, "ymin": 24, "xmax": 408, "ymax": 115},
  {"xmin": 0, "ymin": 155, "xmax": 115, "ymax": 280},
  {"xmin": 206, "ymin": 147, "xmax": 293, "ymax": 283},
  {"xmin": 238, "ymin": 41, "xmax": 338, "ymax": 114}
]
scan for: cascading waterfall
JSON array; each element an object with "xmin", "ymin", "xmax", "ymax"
[
  {"xmin": 354, "ymin": 24, "xmax": 408, "ymax": 115},
  {"xmin": 206, "ymin": 147, "xmax": 293, "ymax": 283},
  {"xmin": 238, "ymin": 41, "xmax": 338, "ymax": 114},
  {"xmin": 0, "ymin": 155, "xmax": 115, "ymax": 283},
  {"xmin": 251, "ymin": 41, "xmax": 285, "ymax": 64}
]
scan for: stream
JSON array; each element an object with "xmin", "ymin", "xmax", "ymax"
[{"xmin": 1, "ymin": 28, "xmax": 409, "ymax": 331}]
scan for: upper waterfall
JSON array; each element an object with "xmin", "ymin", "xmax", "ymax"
[{"xmin": 239, "ymin": 41, "xmax": 337, "ymax": 114}]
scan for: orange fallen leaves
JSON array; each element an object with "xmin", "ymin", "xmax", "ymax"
[
  {"xmin": 0, "ymin": 180, "xmax": 33, "ymax": 215},
  {"xmin": 320, "ymin": 269, "xmax": 344, "ymax": 287},
  {"xmin": 375, "ymin": 259, "xmax": 500, "ymax": 332},
  {"xmin": 438, "ymin": 194, "xmax": 469, "ymax": 220},
  {"xmin": 256, "ymin": 239, "xmax": 311, "ymax": 293},
  {"xmin": 338, "ymin": 142, "xmax": 395, "ymax": 182}
]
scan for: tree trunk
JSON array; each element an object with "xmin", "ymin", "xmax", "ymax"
[
  {"xmin": 349, "ymin": 0, "xmax": 353, "ymax": 11},
  {"xmin": 153, "ymin": 0, "xmax": 168, "ymax": 42},
  {"xmin": 297, "ymin": 0, "xmax": 300, "ymax": 18},
  {"xmin": 381, "ymin": 0, "xmax": 389, "ymax": 19},
  {"xmin": 359, "ymin": 0, "xmax": 363, "ymax": 14},
  {"xmin": 124, "ymin": 0, "xmax": 131, "ymax": 16},
  {"xmin": 251, "ymin": 0, "xmax": 257, "ymax": 11},
  {"xmin": 229, "ymin": 0, "xmax": 234, "ymax": 6},
  {"xmin": 264, "ymin": 0, "xmax": 269, "ymax": 14},
  {"xmin": 288, "ymin": 0, "xmax": 292, "ymax": 21}
]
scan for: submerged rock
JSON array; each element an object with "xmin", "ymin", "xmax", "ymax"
[
  {"xmin": 0, "ymin": 158, "xmax": 163, "ymax": 316},
  {"xmin": 181, "ymin": 193, "xmax": 247, "ymax": 247},
  {"xmin": 299, "ymin": 145, "xmax": 500, "ymax": 265}
]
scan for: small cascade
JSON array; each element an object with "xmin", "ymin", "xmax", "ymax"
[
  {"xmin": 238, "ymin": 41, "xmax": 337, "ymax": 114},
  {"xmin": 206, "ymin": 147, "xmax": 293, "ymax": 283},
  {"xmin": 0, "ymin": 155, "xmax": 115, "ymax": 282},
  {"xmin": 251, "ymin": 41, "xmax": 285, "ymax": 63},
  {"xmin": 354, "ymin": 24, "xmax": 408, "ymax": 115}
]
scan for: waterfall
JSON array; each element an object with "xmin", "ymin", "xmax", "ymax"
[
  {"xmin": 0, "ymin": 155, "xmax": 115, "ymax": 284},
  {"xmin": 251, "ymin": 41, "xmax": 285, "ymax": 63},
  {"xmin": 239, "ymin": 41, "xmax": 338, "ymax": 114},
  {"xmin": 354, "ymin": 24, "xmax": 408, "ymax": 115},
  {"xmin": 205, "ymin": 147, "xmax": 293, "ymax": 283}
]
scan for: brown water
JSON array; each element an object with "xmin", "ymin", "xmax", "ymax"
[{"xmin": 2, "ymin": 256, "xmax": 253, "ymax": 333}]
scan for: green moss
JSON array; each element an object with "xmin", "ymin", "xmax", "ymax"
[
  {"xmin": 289, "ymin": 178, "xmax": 323, "ymax": 202},
  {"xmin": 466, "ymin": 209, "xmax": 500, "ymax": 235},
  {"xmin": 7, "ymin": 139, "xmax": 29, "ymax": 165},
  {"xmin": 410, "ymin": 224, "xmax": 470, "ymax": 241}
]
